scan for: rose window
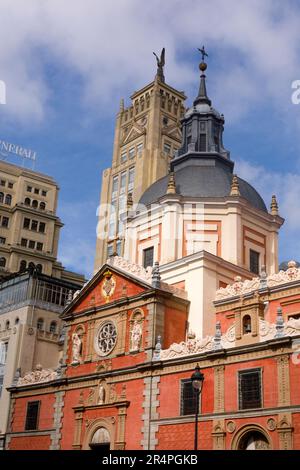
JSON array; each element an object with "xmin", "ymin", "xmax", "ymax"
[{"xmin": 97, "ymin": 322, "xmax": 117, "ymax": 356}]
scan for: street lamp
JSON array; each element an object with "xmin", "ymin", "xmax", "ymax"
[{"xmin": 191, "ymin": 364, "xmax": 204, "ymax": 451}]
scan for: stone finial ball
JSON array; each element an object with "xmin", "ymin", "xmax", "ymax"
[{"xmin": 199, "ymin": 61, "xmax": 207, "ymax": 72}]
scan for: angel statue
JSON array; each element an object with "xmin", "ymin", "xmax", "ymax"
[{"xmin": 153, "ymin": 48, "xmax": 165, "ymax": 82}]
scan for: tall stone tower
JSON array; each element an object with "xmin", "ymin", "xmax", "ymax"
[{"xmin": 94, "ymin": 50, "xmax": 186, "ymax": 271}]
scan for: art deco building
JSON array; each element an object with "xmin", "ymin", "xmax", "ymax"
[
  {"xmin": 0, "ymin": 160, "xmax": 83, "ymax": 284},
  {"xmin": 94, "ymin": 52, "xmax": 186, "ymax": 269}
]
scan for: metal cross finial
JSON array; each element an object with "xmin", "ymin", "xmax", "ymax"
[{"xmin": 198, "ymin": 46, "xmax": 208, "ymax": 61}]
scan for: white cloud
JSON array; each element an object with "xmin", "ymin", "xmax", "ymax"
[{"xmin": 0, "ymin": 0, "xmax": 300, "ymax": 124}]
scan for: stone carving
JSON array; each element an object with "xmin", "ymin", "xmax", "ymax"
[
  {"xmin": 160, "ymin": 335, "xmax": 213, "ymax": 360},
  {"xmin": 130, "ymin": 320, "xmax": 142, "ymax": 352},
  {"xmin": 285, "ymin": 317, "xmax": 300, "ymax": 336},
  {"xmin": 72, "ymin": 332, "xmax": 82, "ymax": 363},
  {"xmin": 17, "ymin": 364, "xmax": 57, "ymax": 386},
  {"xmin": 216, "ymin": 260, "xmax": 300, "ymax": 301},
  {"xmin": 226, "ymin": 421, "xmax": 236, "ymax": 433},
  {"xmin": 107, "ymin": 256, "xmax": 152, "ymax": 282},
  {"xmin": 267, "ymin": 418, "xmax": 277, "ymax": 431},
  {"xmin": 98, "ymin": 383, "xmax": 106, "ymax": 405},
  {"xmin": 259, "ymin": 319, "xmax": 276, "ymax": 341},
  {"xmin": 109, "ymin": 384, "xmax": 117, "ymax": 403},
  {"xmin": 95, "ymin": 359, "xmax": 112, "ymax": 373},
  {"xmin": 101, "ymin": 270, "xmax": 116, "ymax": 302},
  {"xmin": 221, "ymin": 324, "xmax": 236, "ymax": 347}
]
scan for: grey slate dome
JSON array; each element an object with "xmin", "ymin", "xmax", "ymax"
[{"xmin": 139, "ymin": 163, "xmax": 267, "ymax": 212}]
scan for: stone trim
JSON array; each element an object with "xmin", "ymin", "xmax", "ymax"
[
  {"xmin": 276, "ymin": 355, "xmax": 291, "ymax": 407},
  {"xmin": 50, "ymin": 390, "xmax": 65, "ymax": 450},
  {"xmin": 141, "ymin": 376, "xmax": 160, "ymax": 450},
  {"xmin": 5, "ymin": 397, "xmax": 16, "ymax": 449},
  {"xmin": 277, "ymin": 412, "xmax": 293, "ymax": 450},
  {"xmin": 212, "ymin": 419, "xmax": 226, "ymax": 450},
  {"xmin": 214, "ymin": 365, "xmax": 225, "ymax": 413}
]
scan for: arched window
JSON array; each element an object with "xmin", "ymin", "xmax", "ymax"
[
  {"xmin": 0, "ymin": 192, "xmax": 4, "ymax": 203},
  {"xmin": 37, "ymin": 318, "xmax": 44, "ymax": 331},
  {"xmin": 0, "ymin": 257, "xmax": 6, "ymax": 268},
  {"xmin": 32, "ymin": 200, "xmax": 38, "ymax": 208},
  {"xmin": 5, "ymin": 320, "xmax": 10, "ymax": 330},
  {"xmin": 89, "ymin": 427, "xmax": 110, "ymax": 451},
  {"xmin": 20, "ymin": 260, "xmax": 27, "ymax": 272},
  {"xmin": 36, "ymin": 264, "xmax": 42, "ymax": 274},
  {"xmin": 5, "ymin": 194, "xmax": 12, "ymax": 205},
  {"xmin": 15, "ymin": 317, "xmax": 19, "ymax": 325},
  {"xmin": 238, "ymin": 431, "xmax": 270, "ymax": 450},
  {"xmin": 40, "ymin": 202, "xmax": 46, "ymax": 210},
  {"xmin": 24, "ymin": 197, "xmax": 31, "ymax": 206},
  {"xmin": 243, "ymin": 315, "xmax": 252, "ymax": 334},
  {"xmin": 50, "ymin": 321, "xmax": 57, "ymax": 334}
]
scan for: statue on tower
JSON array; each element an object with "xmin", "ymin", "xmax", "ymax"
[{"xmin": 153, "ymin": 47, "xmax": 165, "ymax": 83}]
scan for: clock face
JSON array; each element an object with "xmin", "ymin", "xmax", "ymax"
[{"xmin": 96, "ymin": 321, "xmax": 117, "ymax": 356}]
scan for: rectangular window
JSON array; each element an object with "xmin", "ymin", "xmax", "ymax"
[
  {"xmin": 143, "ymin": 246, "xmax": 154, "ymax": 269},
  {"xmin": 28, "ymin": 240, "xmax": 35, "ymax": 249},
  {"xmin": 31, "ymin": 220, "xmax": 38, "ymax": 231},
  {"xmin": 120, "ymin": 171, "xmax": 126, "ymax": 194},
  {"xmin": 107, "ymin": 243, "xmax": 114, "ymax": 258},
  {"xmin": 120, "ymin": 152, "xmax": 127, "ymax": 163},
  {"xmin": 41, "ymin": 190, "xmax": 47, "ymax": 196},
  {"xmin": 129, "ymin": 147, "xmax": 135, "ymax": 159},
  {"xmin": 0, "ymin": 180, "xmax": 5, "ymax": 187},
  {"xmin": 137, "ymin": 143, "xmax": 143, "ymax": 155},
  {"xmin": 116, "ymin": 239, "xmax": 122, "ymax": 256},
  {"xmin": 34, "ymin": 188, "xmax": 39, "ymax": 195},
  {"xmin": 27, "ymin": 186, "xmax": 32, "ymax": 192},
  {"xmin": 0, "ymin": 237, "xmax": 6, "ymax": 244},
  {"xmin": 164, "ymin": 143, "xmax": 171, "ymax": 155},
  {"xmin": 25, "ymin": 401, "xmax": 40, "ymax": 431},
  {"xmin": 128, "ymin": 167, "xmax": 135, "ymax": 191},
  {"xmin": 36, "ymin": 242, "xmax": 43, "ymax": 251},
  {"xmin": 108, "ymin": 219, "xmax": 115, "ymax": 239},
  {"xmin": 239, "ymin": 369, "xmax": 262, "ymax": 410},
  {"xmin": 38, "ymin": 222, "xmax": 46, "ymax": 233},
  {"xmin": 0, "ymin": 375, "xmax": 3, "ymax": 398},
  {"xmin": 119, "ymin": 194, "xmax": 126, "ymax": 212},
  {"xmin": 21, "ymin": 238, "xmax": 28, "ymax": 247},
  {"xmin": 2, "ymin": 217, "xmax": 9, "ymax": 228},
  {"xmin": 250, "ymin": 249, "xmax": 260, "ymax": 274},
  {"xmin": 180, "ymin": 379, "xmax": 198, "ymax": 416},
  {"xmin": 199, "ymin": 133, "xmax": 207, "ymax": 151},
  {"xmin": 8, "ymin": 182, "xmax": 14, "ymax": 189},
  {"xmin": 112, "ymin": 176, "xmax": 119, "ymax": 200},
  {"xmin": 0, "ymin": 342, "xmax": 8, "ymax": 365},
  {"xmin": 23, "ymin": 218, "xmax": 30, "ymax": 229}
]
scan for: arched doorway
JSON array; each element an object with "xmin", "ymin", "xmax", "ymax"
[
  {"xmin": 232, "ymin": 426, "xmax": 271, "ymax": 450},
  {"xmin": 89, "ymin": 427, "xmax": 110, "ymax": 452}
]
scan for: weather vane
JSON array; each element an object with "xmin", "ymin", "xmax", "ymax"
[{"xmin": 198, "ymin": 46, "xmax": 208, "ymax": 62}]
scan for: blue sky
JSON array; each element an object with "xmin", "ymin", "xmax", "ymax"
[{"xmin": 1, "ymin": 0, "xmax": 300, "ymax": 278}]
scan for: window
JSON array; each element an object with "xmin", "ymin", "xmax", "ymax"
[
  {"xmin": 180, "ymin": 379, "xmax": 198, "ymax": 415},
  {"xmin": 243, "ymin": 315, "xmax": 252, "ymax": 334},
  {"xmin": 36, "ymin": 264, "xmax": 42, "ymax": 273},
  {"xmin": 15, "ymin": 317, "xmax": 19, "ymax": 325},
  {"xmin": 20, "ymin": 260, "xmax": 27, "ymax": 272},
  {"xmin": 239, "ymin": 369, "xmax": 262, "ymax": 410},
  {"xmin": 5, "ymin": 320, "xmax": 10, "ymax": 330},
  {"xmin": 116, "ymin": 240, "xmax": 122, "ymax": 256},
  {"xmin": 128, "ymin": 167, "xmax": 135, "ymax": 191},
  {"xmin": 39, "ymin": 222, "xmax": 46, "ymax": 233},
  {"xmin": 143, "ymin": 247, "xmax": 154, "ymax": 269},
  {"xmin": 41, "ymin": 190, "xmax": 47, "ymax": 196},
  {"xmin": 0, "ymin": 257, "xmax": 6, "ymax": 267},
  {"xmin": 129, "ymin": 147, "xmax": 135, "ymax": 159},
  {"xmin": 0, "ymin": 192, "xmax": 4, "ymax": 203},
  {"xmin": 24, "ymin": 198, "xmax": 31, "ymax": 206},
  {"xmin": 2, "ymin": 217, "xmax": 9, "ymax": 228},
  {"xmin": 50, "ymin": 321, "xmax": 57, "ymax": 334},
  {"xmin": 34, "ymin": 188, "xmax": 39, "ymax": 195},
  {"xmin": 119, "ymin": 194, "xmax": 126, "ymax": 212},
  {"xmin": 108, "ymin": 219, "xmax": 115, "ymax": 239},
  {"xmin": 0, "ymin": 237, "xmax": 6, "ymax": 244},
  {"xmin": 31, "ymin": 220, "xmax": 38, "ymax": 231},
  {"xmin": 137, "ymin": 143, "xmax": 143, "ymax": 155},
  {"xmin": 27, "ymin": 186, "xmax": 32, "ymax": 192},
  {"xmin": 40, "ymin": 202, "xmax": 46, "ymax": 210},
  {"xmin": 23, "ymin": 218, "xmax": 30, "ymax": 229},
  {"xmin": 36, "ymin": 242, "xmax": 43, "ymax": 251},
  {"xmin": 0, "ymin": 342, "xmax": 8, "ymax": 365},
  {"xmin": 164, "ymin": 143, "xmax": 171, "ymax": 155},
  {"xmin": 21, "ymin": 238, "xmax": 28, "ymax": 247},
  {"xmin": 8, "ymin": 182, "xmax": 14, "ymax": 189},
  {"xmin": 32, "ymin": 200, "xmax": 38, "ymax": 208},
  {"xmin": 107, "ymin": 243, "xmax": 114, "ymax": 258},
  {"xmin": 250, "ymin": 249, "xmax": 260, "ymax": 275},
  {"xmin": 112, "ymin": 176, "xmax": 118, "ymax": 200},
  {"xmin": 25, "ymin": 401, "xmax": 40, "ymax": 431},
  {"xmin": 199, "ymin": 133, "xmax": 207, "ymax": 151},
  {"xmin": 121, "ymin": 152, "xmax": 127, "ymax": 163},
  {"xmin": 37, "ymin": 318, "xmax": 44, "ymax": 331},
  {"xmin": 120, "ymin": 172, "xmax": 126, "ymax": 194},
  {"xmin": 0, "ymin": 376, "xmax": 3, "ymax": 398},
  {"xmin": 0, "ymin": 180, "xmax": 5, "ymax": 187},
  {"xmin": 28, "ymin": 240, "xmax": 35, "ymax": 249},
  {"xmin": 5, "ymin": 194, "xmax": 11, "ymax": 205}
]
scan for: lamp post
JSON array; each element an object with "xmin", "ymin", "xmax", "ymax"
[{"xmin": 191, "ymin": 364, "xmax": 204, "ymax": 451}]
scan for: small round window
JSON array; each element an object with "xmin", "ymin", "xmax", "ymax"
[{"xmin": 95, "ymin": 321, "xmax": 117, "ymax": 356}]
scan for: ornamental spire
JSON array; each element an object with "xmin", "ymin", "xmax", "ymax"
[
  {"xmin": 194, "ymin": 46, "xmax": 211, "ymax": 106},
  {"xmin": 167, "ymin": 171, "xmax": 176, "ymax": 194},
  {"xmin": 270, "ymin": 194, "xmax": 278, "ymax": 215},
  {"xmin": 230, "ymin": 174, "xmax": 240, "ymax": 196}
]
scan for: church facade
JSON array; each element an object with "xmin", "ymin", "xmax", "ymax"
[{"xmin": 4, "ymin": 52, "xmax": 300, "ymax": 450}]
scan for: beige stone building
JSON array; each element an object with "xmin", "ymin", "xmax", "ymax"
[
  {"xmin": 0, "ymin": 160, "xmax": 82, "ymax": 284},
  {"xmin": 94, "ymin": 54, "xmax": 186, "ymax": 269}
]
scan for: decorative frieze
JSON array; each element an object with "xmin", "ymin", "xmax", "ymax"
[
  {"xmin": 276, "ymin": 355, "xmax": 291, "ymax": 407},
  {"xmin": 214, "ymin": 366, "xmax": 225, "ymax": 413},
  {"xmin": 17, "ymin": 364, "xmax": 58, "ymax": 386}
]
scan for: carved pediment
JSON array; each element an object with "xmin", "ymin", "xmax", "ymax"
[
  {"xmin": 121, "ymin": 123, "xmax": 146, "ymax": 145},
  {"xmin": 162, "ymin": 124, "xmax": 182, "ymax": 141}
]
